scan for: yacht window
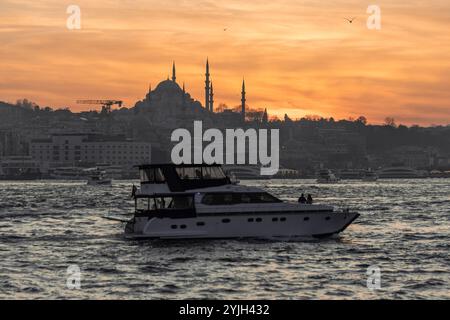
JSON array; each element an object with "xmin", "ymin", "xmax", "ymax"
[
  {"xmin": 224, "ymin": 194, "xmax": 233, "ymax": 204},
  {"xmin": 155, "ymin": 169, "xmax": 165, "ymax": 182},
  {"xmin": 155, "ymin": 196, "xmax": 193, "ymax": 210},
  {"xmin": 154, "ymin": 197, "xmax": 170, "ymax": 209},
  {"xmin": 140, "ymin": 168, "xmax": 165, "ymax": 183},
  {"xmin": 241, "ymin": 194, "xmax": 251, "ymax": 203},
  {"xmin": 176, "ymin": 167, "xmax": 200, "ymax": 180},
  {"xmin": 201, "ymin": 193, "xmax": 234, "ymax": 205},
  {"xmin": 201, "ymin": 192, "xmax": 281, "ymax": 205},
  {"xmin": 176, "ymin": 166, "xmax": 226, "ymax": 180},
  {"xmin": 257, "ymin": 193, "xmax": 282, "ymax": 203},
  {"xmin": 241, "ymin": 193, "xmax": 281, "ymax": 203},
  {"xmin": 136, "ymin": 196, "xmax": 193, "ymax": 211},
  {"xmin": 136, "ymin": 198, "xmax": 151, "ymax": 211},
  {"xmin": 202, "ymin": 166, "xmax": 226, "ymax": 179},
  {"xmin": 172, "ymin": 196, "xmax": 193, "ymax": 209}
]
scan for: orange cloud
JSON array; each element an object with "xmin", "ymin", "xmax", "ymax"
[{"xmin": 0, "ymin": 0, "xmax": 449, "ymax": 125}]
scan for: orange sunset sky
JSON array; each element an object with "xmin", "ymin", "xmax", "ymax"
[{"xmin": 1, "ymin": 0, "xmax": 449, "ymax": 125}]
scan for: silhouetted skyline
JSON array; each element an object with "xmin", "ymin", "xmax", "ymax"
[{"xmin": 1, "ymin": 0, "xmax": 450, "ymax": 125}]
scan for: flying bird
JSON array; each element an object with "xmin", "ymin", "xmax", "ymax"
[
  {"xmin": 345, "ymin": 17, "xmax": 356, "ymax": 24},
  {"xmin": 224, "ymin": 28, "xmax": 228, "ymax": 31}
]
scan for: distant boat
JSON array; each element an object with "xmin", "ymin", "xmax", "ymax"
[
  {"xmin": 316, "ymin": 169, "xmax": 340, "ymax": 183},
  {"xmin": 87, "ymin": 170, "xmax": 112, "ymax": 186},
  {"xmin": 377, "ymin": 166, "xmax": 421, "ymax": 179},
  {"xmin": 96, "ymin": 164, "xmax": 124, "ymax": 179},
  {"xmin": 0, "ymin": 156, "xmax": 41, "ymax": 180},
  {"xmin": 430, "ymin": 170, "xmax": 450, "ymax": 178},
  {"xmin": 273, "ymin": 168, "xmax": 301, "ymax": 179},
  {"xmin": 223, "ymin": 165, "xmax": 270, "ymax": 180},
  {"xmin": 339, "ymin": 169, "xmax": 362, "ymax": 180},
  {"xmin": 361, "ymin": 170, "xmax": 378, "ymax": 182}
]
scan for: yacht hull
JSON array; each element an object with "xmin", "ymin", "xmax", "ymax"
[{"xmin": 125, "ymin": 211, "xmax": 359, "ymax": 240}]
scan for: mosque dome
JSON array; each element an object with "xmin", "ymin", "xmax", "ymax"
[{"xmin": 154, "ymin": 79, "xmax": 182, "ymax": 95}]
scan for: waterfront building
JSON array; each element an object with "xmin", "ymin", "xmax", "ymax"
[{"xmin": 30, "ymin": 133, "xmax": 152, "ymax": 170}]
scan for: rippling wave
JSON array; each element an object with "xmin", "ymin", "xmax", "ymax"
[{"xmin": 0, "ymin": 179, "xmax": 449, "ymax": 299}]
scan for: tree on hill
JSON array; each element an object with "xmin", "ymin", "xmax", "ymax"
[
  {"xmin": 16, "ymin": 99, "xmax": 38, "ymax": 110},
  {"xmin": 384, "ymin": 117, "xmax": 396, "ymax": 127}
]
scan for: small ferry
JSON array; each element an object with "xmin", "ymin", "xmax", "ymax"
[
  {"xmin": 316, "ymin": 169, "xmax": 340, "ymax": 184},
  {"xmin": 96, "ymin": 164, "xmax": 125, "ymax": 179},
  {"xmin": 124, "ymin": 164, "xmax": 359, "ymax": 240},
  {"xmin": 339, "ymin": 169, "xmax": 362, "ymax": 180},
  {"xmin": 361, "ymin": 170, "xmax": 378, "ymax": 182},
  {"xmin": 0, "ymin": 156, "xmax": 41, "ymax": 180},
  {"xmin": 223, "ymin": 165, "xmax": 270, "ymax": 180},
  {"xmin": 377, "ymin": 166, "xmax": 421, "ymax": 179},
  {"xmin": 87, "ymin": 169, "xmax": 112, "ymax": 186}
]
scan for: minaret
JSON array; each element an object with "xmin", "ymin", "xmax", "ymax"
[
  {"xmin": 182, "ymin": 82, "xmax": 186, "ymax": 106},
  {"xmin": 262, "ymin": 108, "xmax": 268, "ymax": 123},
  {"xmin": 172, "ymin": 61, "xmax": 176, "ymax": 83},
  {"xmin": 241, "ymin": 78, "xmax": 246, "ymax": 122},
  {"xmin": 209, "ymin": 82, "xmax": 214, "ymax": 113},
  {"xmin": 205, "ymin": 58, "xmax": 210, "ymax": 110}
]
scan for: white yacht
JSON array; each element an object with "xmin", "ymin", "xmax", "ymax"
[
  {"xmin": 316, "ymin": 169, "xmax": 340, "ymax": 184},
  {"xmin": 124, "ymin": 164, "xmax": 359, "ymax": 240}
]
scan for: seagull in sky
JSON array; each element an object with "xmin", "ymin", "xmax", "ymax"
[{"xmin": 345, "ymin": 17, "xmax": 356, "ymax": 24}]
